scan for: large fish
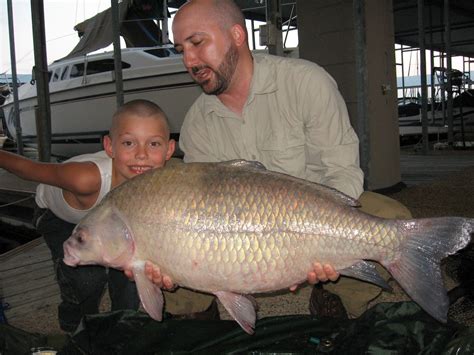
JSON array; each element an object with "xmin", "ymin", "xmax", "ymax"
[{"xmin": 63, "ymin": 160, "xmax": 472, "ymax": 334}]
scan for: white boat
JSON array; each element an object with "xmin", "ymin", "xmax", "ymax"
[
  {"xmin": 0, "ymin": 45, "xmax": 201, "ymax": 157},
  {"xmin": 398, "ymin": 93, "xmax": 474, "ymax": 144}
]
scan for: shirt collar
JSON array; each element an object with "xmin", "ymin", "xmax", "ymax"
[{"xmin": 250, "ymin": 53, "xmax": 278, "ymax": 95}]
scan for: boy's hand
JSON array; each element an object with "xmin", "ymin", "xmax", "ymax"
[
  {"xmin": 289, "ymin": 263, "xmax": 339, "ymax": 292},
  {"xmin": 124, "ymin": 261, "xmax": 176, "ymax": 290}
]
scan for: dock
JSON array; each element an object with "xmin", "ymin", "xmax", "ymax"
[
  {"xmin": 400, "ymin": 149, "xmax": 474, "ymax": 186},
  {"xmin": 0, "ymin": 238, "xmax": 59, "ymax": 322},
  {"xmin": 0, "ymin": 170, "xmax": 58, "ymax": 323}
]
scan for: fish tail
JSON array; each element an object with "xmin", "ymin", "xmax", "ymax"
[{"xmin": 385, "ymin": 217, "xmax": 473, "ymax": 322}]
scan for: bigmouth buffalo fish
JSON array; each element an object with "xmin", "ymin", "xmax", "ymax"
[{"xmin": 63, "ymin": 160, "xmax": 472, "ymax": 334}]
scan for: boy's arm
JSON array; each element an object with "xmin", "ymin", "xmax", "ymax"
[{"xmin": 0, "ymin": 150, "xmax": 101, "ymax": 196}]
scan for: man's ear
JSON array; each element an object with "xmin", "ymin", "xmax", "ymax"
[
  {"xmin": 103, "ymin": 135, "xmax": 114, "ymax": 158},
  {"xmin": 166, "ymin": 139, "xmax": 176, "ymax": 160},
  {"xmin": 231, "ymin": 24, "xmax": 246, "ymax": 47}
]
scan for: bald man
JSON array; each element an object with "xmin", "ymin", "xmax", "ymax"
[{"xmin": 150, "ymin": 0, "xmax": 412, "ymax": 319}]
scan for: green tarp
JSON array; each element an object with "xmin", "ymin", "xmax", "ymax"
[{"xmin": 1, "ymin": 302, "xmax": 473, "ymax": 354}]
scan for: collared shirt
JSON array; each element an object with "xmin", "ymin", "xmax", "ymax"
[{"xmin": 179, "ymin": 53, "xmax": 364, "ymax": 199}]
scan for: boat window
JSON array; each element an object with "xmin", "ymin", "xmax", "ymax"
[
  {"xmin": 51, "ymin": 68, "xmax": 62, "ymax": 82},
  {"xmin": 61, "ymin": 66, "xmax": 70, "ymax": 81},
  {"xmin": 69, "ymin": 59, "xmax": 131, "ymax": 78},
  {"xmin": 145, "ymin": 48, "xmax": 179, "ymax": 58}
]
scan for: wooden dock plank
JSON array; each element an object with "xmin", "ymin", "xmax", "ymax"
[
  {"xmin": 7, "ymin": 294, "xmax": 61, "ymax": 321},
  {"xmin": 3, "ymin": 266, "xmax": 56, "ymax": 292},
  {"xmin": 0, "ymin": 237, "xmax": 60, "ymax": 321},
  {"xmin": 1, "ymin": 249, "xmax": 52, "ymax": 271}
]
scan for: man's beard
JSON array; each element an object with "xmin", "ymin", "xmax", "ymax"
[{"xmin": 192, "ymin": 44, "xmax": 239, "ymax": 95}]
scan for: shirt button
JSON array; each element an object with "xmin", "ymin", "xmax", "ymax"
[{"xmin": 252, "ymin": 155, "xmax": 257, "ymax": 160}]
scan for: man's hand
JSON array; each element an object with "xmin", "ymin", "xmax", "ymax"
[
  {"xmin": 124, "ymin": 261, "xmax": 175, "ymax": 290},
  {"xmin": 289, "ymin": 262, "xmax": 340, "ymax": 292},
  {"xmin": 307, "ymin": 262, "xmax": 339, "ymax": 283}
]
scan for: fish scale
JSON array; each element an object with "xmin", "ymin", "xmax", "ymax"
[{"xmin": 63, "ymin": 160, "xmax": 473, "ymax": 334}]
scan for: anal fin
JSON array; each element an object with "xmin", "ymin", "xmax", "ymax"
[{"xmin": 214, "ymin": 291, "xmax": 257, "ymax": 335}]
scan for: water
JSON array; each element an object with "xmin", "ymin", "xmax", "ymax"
[{"xmin": 0, "ymin": 220, "xmax": 39, "ymax": 254}]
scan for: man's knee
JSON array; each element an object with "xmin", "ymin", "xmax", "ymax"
[{"xmin": 359, "ymin": 191, "xmax": 412, "ymax": 219}]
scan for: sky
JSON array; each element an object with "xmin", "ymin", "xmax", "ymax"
[{"xmin": 0, "ymin": 1, "xmax": 120, "ymax": 74}]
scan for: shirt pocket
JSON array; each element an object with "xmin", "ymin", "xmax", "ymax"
[
  {"xmin": 257, "ymin": 121, "xmax": 306, "ymax": 177},
  {"xmin": 257, "ymin": 118, "xmax": 304, "ymax": 152}
]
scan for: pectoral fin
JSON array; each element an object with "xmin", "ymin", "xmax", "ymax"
[
  {"xmin": 133, "ymin": 265, "xmax": 164, "ymax": 321},
  {"xmin": 214, "ymin": 291, "xmax": 256, "ymax": 335}
]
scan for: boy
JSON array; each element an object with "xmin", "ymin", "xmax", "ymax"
[{"xmin": 0, "ymin": 99, "xmax": 176, "ymax": 332}]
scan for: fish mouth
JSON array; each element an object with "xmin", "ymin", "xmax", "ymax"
[{"xmin": 63, "ymin": 243, "xmax": 80, "ymax": 267}]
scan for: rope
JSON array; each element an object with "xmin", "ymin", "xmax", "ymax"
[{"xmin": 0, "ymin": 195, "xmax": 34, "ymax": 208}]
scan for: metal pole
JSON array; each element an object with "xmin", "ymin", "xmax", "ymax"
[
  {"xmin": 162, "ymin": 0, "xmax": 169, "ymax": 44},
  {"xmin": 429, "ymin": 2, "xmax": 436, "ymax": 124},
  {"xmin": 30, "ymin": 0, "xmax": 51, "ymax": 162},
  {"xmin": 418, "ymin": 0, "xmax": 429, "ymax": 154},
  {"xmin": 283, "ymin": 4, "xmax": 295, "ymax": 48},
  {"xmin": 266, "ymin": 0, "xmax": 283, "ymax": 56},
  {"xmin": 401, "ymin": 45, "xmax": 406, "ymax": 102},
  {"xmin": 6, "ymin": 0, "xmax": 23, "ymax": 155},
  {"xmin": 251, "ymin": 19, "xmax": 257, "ymax": 50},
  {"xmin": 444, "ymin": 0, "xmax": 453, "ymax": 144},
  {"xmin": 353, "ymin": 0, "xmax": 369, "ymax": 189},
  {"xmin": 111, "ymin": 0, "xmax": 124, "ymax": 107}
]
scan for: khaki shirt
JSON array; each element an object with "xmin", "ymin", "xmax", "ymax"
[{"xmin": 179, "ymin": 54, "xmax": 364, "ymax": 199}]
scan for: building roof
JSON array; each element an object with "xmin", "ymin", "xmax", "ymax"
[{"xmin": 169, "ymin": 0, "xmax": 474, "ymax": 57}]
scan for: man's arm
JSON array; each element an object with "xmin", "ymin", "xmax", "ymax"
[
  {"xmin": 301, "ymin": 67, "xmax": 364, "ymax": 199},
  {"xmin": 179, "ymin": 103, "xmax": 219, "ymax": 163}
]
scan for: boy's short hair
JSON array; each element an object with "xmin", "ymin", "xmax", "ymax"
[{"xmin": 109, "ymin": 99, "xmax": 171, "ymax": 138}]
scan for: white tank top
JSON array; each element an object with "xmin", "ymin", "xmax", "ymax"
[{"xmin": 35, "ymin": 150, "xmax": 112, "ymax": 224}]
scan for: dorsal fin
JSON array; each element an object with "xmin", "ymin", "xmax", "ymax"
[
  {"xmin": 220, "ymin": 159, "xmax": 267, "ymax": 170},
  {"xmin": 219, "ymin": 159, "xmax": 360, "ymax": 208}
]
